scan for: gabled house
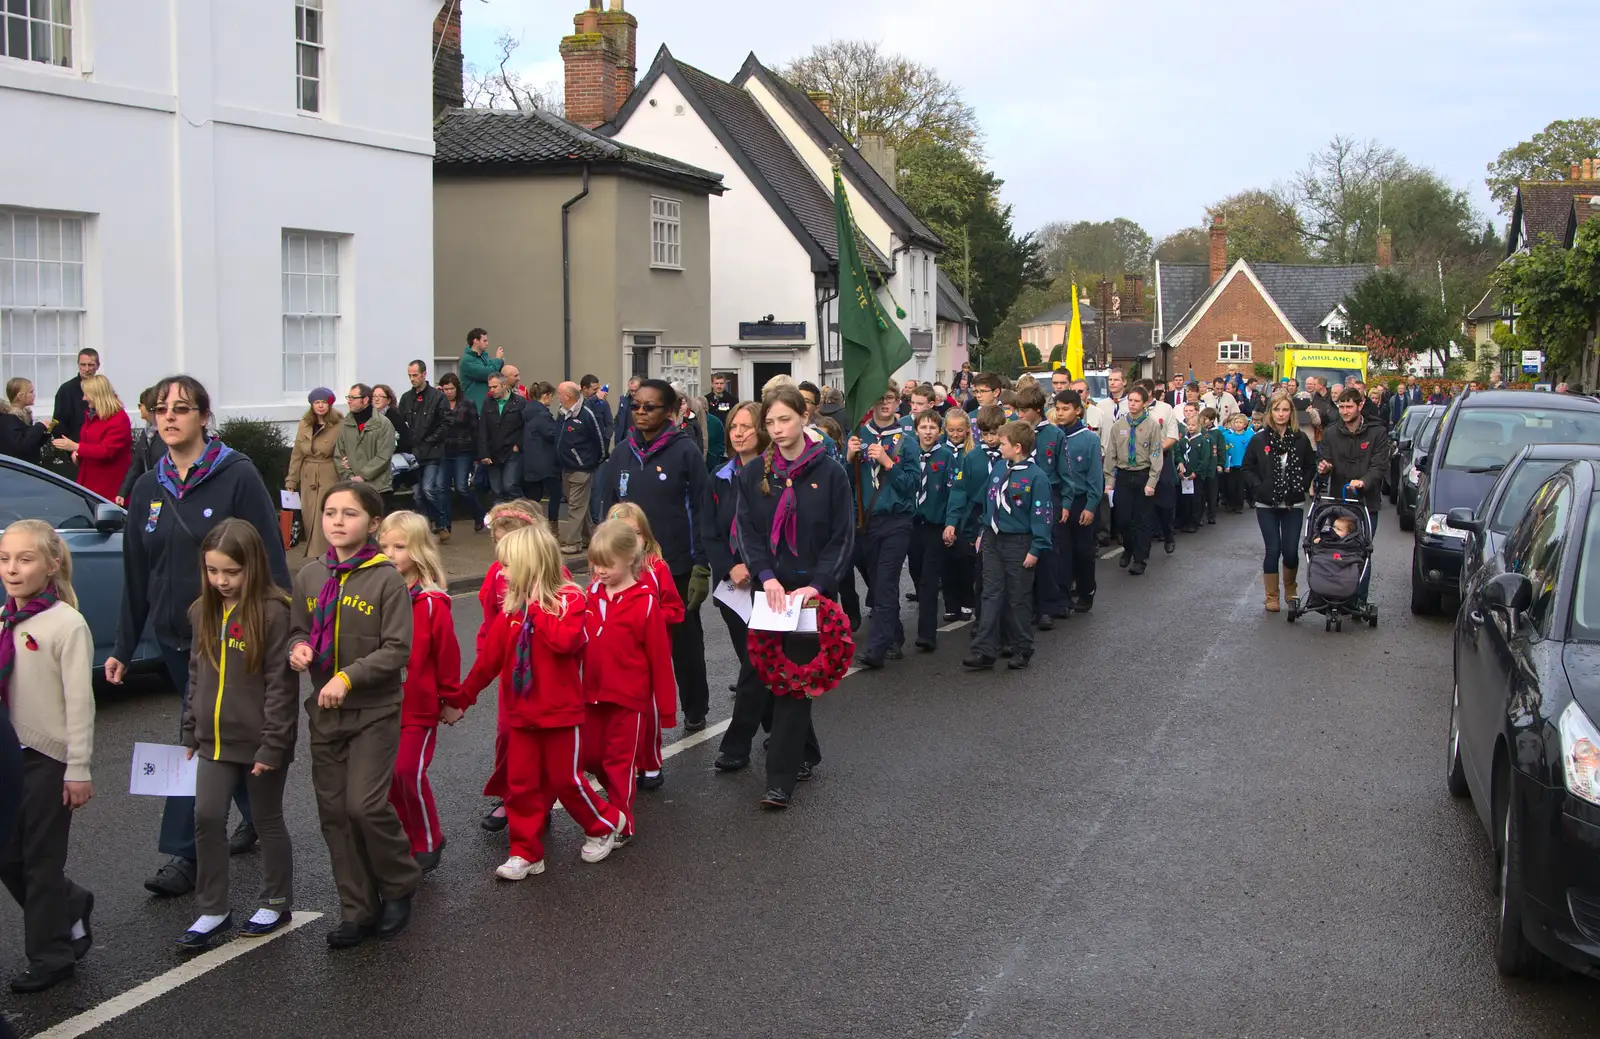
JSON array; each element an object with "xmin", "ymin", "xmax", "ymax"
[
  {"xmin": 1020, "ymin": 275, "xmax": 1155, "ymax": 375},
  {"xmin": 936, "ymin": 271, "xmax": 979, "ymax": 381},
  {"xmin": 432, "ymin": 106, "xmax": 724, "ymax": 392},
  {"xmin": 1155, "ymin": 216, "xmax": 1373, "ymax": 382}
]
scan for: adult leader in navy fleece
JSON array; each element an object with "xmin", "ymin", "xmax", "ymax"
[{"xmin": 599, "ymin": 379, "xmax": 712, "ymax": 729}]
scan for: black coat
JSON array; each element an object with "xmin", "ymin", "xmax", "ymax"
[
  {"xmin": 0, "ymin": 411, "xmax": 51, "ymax": 465},
  {"xmin": 118, "ymin": 425, "xmax": 166, "ymax": 503},
  {"xmin": 477, "ymin": 393, "xmax": 526, "ymax": 463},
  {"xmin": 397, "ymin": 384, "xmax": 449, "ymax": 462},
  {"xmin": 383, "ymin": 408, "xmax": 413, "ymax": 454},
  {"xmin": 599, "ymin": 428, "xmax": 710, "ymax": 575},
  {"xmin": 52, "ymin": 377, "xmax": 89, "ymax": 441},
  {"xmin": 442, "ymin": 398, "xmax": 478, "ymax": 455},
  {"xmin": 1318, "ymin": 417, "xmax": 1391, "ymax": 510},
  {"xmin": 702, "ymin": 457, "xmax": 745, "ymax": 585},
  {"xmin": 520, "ymin": 399, "xmax": 558, "ymax": 483},
  {"xmin": 735, "ymin": 453, "xmax": 855, "ymax": 597},
  {"xmin": 1240, "ymin": 427, "xmax": 1317, "ymax": 508}
]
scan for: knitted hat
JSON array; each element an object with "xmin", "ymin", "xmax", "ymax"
[{"xmin": 307, "ymin": 387, "xmax": 336, "ymax": 404}]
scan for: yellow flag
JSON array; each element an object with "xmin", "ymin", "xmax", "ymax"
[{"xmin": 1065, "ymin": 284, "xmax": 1085, "ymax": 381}]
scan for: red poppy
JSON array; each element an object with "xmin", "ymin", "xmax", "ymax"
[
  {"xmin": 23, "ymin": 634, "xmax": 38, "ymax": 651},
  {"xmin": 747, "ymin": 597, "xmax": 855, "ymax": 699},
  {"xmin": 228, "ymin": 622, "xmax": 243, "ymax": 639}
]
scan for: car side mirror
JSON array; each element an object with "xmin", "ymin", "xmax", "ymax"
[
  {"xmin": 93, "ymin": 502, "xmax": 125, "ymax": 534},
  {"xmin": 1483, "ymin": 572, "xmax": 1532, "ymax": 614},
  {"xmin": 1413, "ymin": 452, "xmax": 1430, "ymax": 472},
  {"xmin": 1446, "ymin": 507, "xmax": 1484, "ymax": 536}
]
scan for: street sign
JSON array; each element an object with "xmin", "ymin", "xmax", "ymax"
[{"xmin": 1522, "ymin": 349, "xmax": 1543, "ymax": 374}]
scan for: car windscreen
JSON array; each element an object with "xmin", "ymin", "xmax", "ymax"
[
  {"xmin": 1491, "ymin": 460, "xmax": 1570, "ymax": 533},
  {"xmin": 1399, "ymin": 408, "xmax": 1430, "ymax": 439},
  {"xmin": 1573, "ymin": 498, "xmax": 1600, "ymax": 642},
  {"xmin": 1441, "ymin": 408, "xmax": 1600, "ymax": 472},
  {"xmin": 1294, "ymin": 366, "xmax": 1363, "ymax": 392}
]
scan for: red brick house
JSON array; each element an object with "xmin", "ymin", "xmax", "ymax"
[{"xmin": 1154, "ymin": 216, "xmax": 1374, "ymax": 383}]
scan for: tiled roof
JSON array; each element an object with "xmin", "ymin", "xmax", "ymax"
[
  {"xmin": 1509, "ymin": 181, "xmax": 1595, "ymax": 255},
  {"xmin": 1250, "ymin": 263, "xmax": 1374, "ymax": 342},
  {"xmin": 737, "ymin": 57, "xmax": 944, "ymax": 251},
  {"xmin": 1467, "ymin": 286, "xmax": 1509, "ymax": 322},
  {"xmin": 1154, "ymin": 263, "xmax": 1209, "ymax": 340},
  {"xmin": 433, "ymin": 107, "xmax": 724, "ymax": 190},
  {"xmin": 1108, "ymin": 321, "xmax": 1156, "ymax": 361},
  {"xmin": 1020, "ymin": 299, "xmax": 1100, "ymax": 327},
  {"xmin": 1568, "ymin": 195, "xmax": 1600, "ymax": 247},
  {"xmin": 936, "ymin": 269, "xmax": 977, "ymax": 326}
]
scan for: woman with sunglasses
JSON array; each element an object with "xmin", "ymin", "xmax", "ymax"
[{"xmin": 104, "ymin": 376, "xmax": 291, "ymax": 898}]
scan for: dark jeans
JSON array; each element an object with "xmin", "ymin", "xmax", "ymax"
[
  {"xmin": 1112, "ymin": 469, "xmax": 1155, "ymax": 562},
  {"xmin": 486, "ymin": 455, "xmax": 523, "ymax": 504},
  {"xmin": 857, "ymin": 512, "xmax": 912, "ymax": 660},
  {"xmin": 1202, "ymin": 476, "xmax": 1218, "ymax": 521},
  {"xmin": 442, "ymin": 450, "xmax": 479, "ymax": 522},
  {"xmin": 1057, "ymin": 495, "xmax": 1097, "ymax": 604},
  {"xmin": 972, "ymin": 532, "xmax": 1034, "ymax": 659},
  {"xmin": 1221, "ymin": 469, "xmax": 1244, "ymax": 511},
  {"xmin": 160, "ymin": 644, "xmax": 250, "ymax": 861},
  {"xmin": 671, "ymin": 570, "xmax": 710, "ymax": 724},
  {"xmin": 942, "ymin": 534, "xmax": 977, "ymax": 614},
  {"xmin": 910, "ymin": 522, "xmax": 946, "ymax": 644},
  {"xmin": 1257, "ymin": 506, "xmax": 1304, "ymax": 573},
  {"xmin": 416, "ymin": 460, "xmax": 446, "ymax": 530},
  {"xmin": 718, "ymin": 607, "xmax": 821, "ymax": 788},
  {"xmin": 1032, "ymin": 492, "xmax": 1066, "ymax": 616}
]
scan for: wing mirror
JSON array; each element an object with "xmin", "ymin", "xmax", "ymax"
[
  {"xmin": 93, "ymin": 502, "xmax": 126, "ymax": 534},
  {"xmin": 1482, "ymin": 572, "xmax": 1532, "ymax": 614},
  {"xmin": 1413, "ymin": 451, "xmax": 1430, "ymax": 472},
  {"xmin": 1446, "ymin": 507, "xmax": 1484, "ymax": 536}
]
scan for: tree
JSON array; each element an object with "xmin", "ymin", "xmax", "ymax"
[
  {"xmin": 782, "ymin": 40, "xmax": 981, "ymax": 156},
  {"xmin": 1287, "ymin": 136, "xmax": 1410, "ymax": 264},
  {"xmin": 1035, "ymin": 218, "xmax": 1153, "ymax": 283},
  {"xmin": 1339, "ymin": 269, "xmax": 1451, "ymax": 373},
  {"xmin": 1153, "ymin": 227, "xmax": 1208, "ymax": 264},
  {"xmin": 985, "ymin": 278, "xmax": 1075, "ymax": 375},
  {"xmin": 897, "ymin": 140, "xmax": 1044, "ymax": 351},
  {"xmin": 1486, "ymin": 118, "xmax": 1600, "ymax": 215},
  {"xmin": 464, "ymin": 33, "xmax": 562, "ymax": 115},
  {"xmin": 1496, "ymin": 219, "xmax": 1600, "ymax": 385},
  {"xmin": 1208, "ymin": 189, "xmax": 1309, "ymax": 263}
]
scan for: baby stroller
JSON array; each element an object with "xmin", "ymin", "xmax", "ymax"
[{"xmin": 1286, "ymin": 483, "xmax": 1377, "ymax": 631}]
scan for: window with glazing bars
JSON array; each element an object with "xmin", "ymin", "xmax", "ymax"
[
  {"xmin": 1, "ymin": 0, "xmax": 71, "ymax": 68},
  {"xmin": 295, "ymin": 0, "xmax": 323, "ymax": 113},
  {"xmin": 0, "ymin": 209, "xmax": 86, "ymax": 396},
  {"xmin": 282, "ymin": 232, "xmax": 340, "ymax": 394}
]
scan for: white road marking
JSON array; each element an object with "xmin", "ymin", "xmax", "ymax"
[
  {"xmin": 1099, "ymin": 547, "xmax": 1122, "ymax": 559},
  {"xmin": 661, "ymin": 719, "xmax": 731, "ymax": 759},
  {"xmin": 34, "ymin": 912, "xmax": 324, "ymax": 1039}
]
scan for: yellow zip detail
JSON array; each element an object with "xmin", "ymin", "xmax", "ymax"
[{"xmin": 214, "ymin": 603, "xmax": 234, "ymax": 761}]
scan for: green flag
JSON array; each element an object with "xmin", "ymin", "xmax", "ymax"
[{"xmin": 836, "ymin": 167, "xmax": 911, "ymax": 428}]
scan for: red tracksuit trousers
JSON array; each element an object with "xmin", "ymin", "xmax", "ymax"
[
  {"xmin": 633, "ymin": 700, "xmax": 663, "ymax": 775},
  {"xmin": 389, "ymin": 725, "xmax": 442, "ymax": 855},
  {"xmin": 505, "ymin": 725, "xmax": 622, "ymax": 863},
  {"xmin": 581, "ymin": 703, "xmax": 642, "ymax": 836}
]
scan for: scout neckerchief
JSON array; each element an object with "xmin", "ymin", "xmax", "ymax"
[
  {"xmin": 1125, "ymin": 412, "xmax": 1148, "ymax": 467},
  {"xmin": 768, "ymin": 440, "xmax": 826, "ymax": 553},
  {"xmin": 627, "ymin": 423, "xmax": 684, "ymax": 465},
  {"xmin": 511, "ymin": 609, "xmax": 537, "ymax": 697},
  {"xmin": 863, "ymin": 421, "xmax": 902, "ymax": 491},
  {"xmin": 308, "ymin": 543, "xmax": 384, "ymax": 670},
  {"xmin": 157, "ymin": 437, "xmax": 229, "ymax": 500},
  {"xmin": 990, "ymin": 462, "xmax": 1031, "ymax": 532},
  {"xmin": 0, "ymin": 586, "xmax": 58, "ymax": 708}
]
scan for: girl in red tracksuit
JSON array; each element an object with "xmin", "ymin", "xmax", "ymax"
[
  {"xmin": 581, "ymin": 521, "xmax": 675, "ymax": 842},
  {"xmin": 474, "ymin": 501, "xmax": 545, "ymax": 834},
  {"xmin": 377, "ymin": 511, "xmax": 461, "ymax": 874},
  {"xmin": 604, "ymin": 502, "xmax": 682, "ymax": 788},
  {"xmin": 450, "ymin": 523, "xmax": 624, "ymax": 880}
]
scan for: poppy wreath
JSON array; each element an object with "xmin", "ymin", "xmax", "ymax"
[{"xmin": 747, "ymin": 595, "xmax": 855, "ymax": 699}]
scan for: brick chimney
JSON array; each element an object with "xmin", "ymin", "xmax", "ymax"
[
  {"xmin": 1584, "ymin": 158, "xmax": 1596, "ymax": 181},
  {"xmin": 431, "ymin": 0, "xmax": 464, "ymax": 116},
  {"xmin": 1123, "ymin": 273, "xmax": 1144, "ymax": 318},
  {"xmin": 597, "ymin": 0, "xmax": 637, "ymax": 114},
  {"xmin": 1376, "ymin": 226, "xmax": 1393, "ymax": 269},
  {"xmin": 1208, "ymin": 214, "xmax": 1227, "ymax": 285},
  {"xmin": 858, "ymin": 131, "xmax": 898, "ymax": 191},
  {"xmin": 561, "ymin": 2, "xmax": 618, "ymax": 129},
  {"xmin": 1573, "ymin": 163, "xmax": 1584, "ymax": 180},
  {"xmin": 807, "ymin": 91, "xmax": 834, "ymax": 120}
]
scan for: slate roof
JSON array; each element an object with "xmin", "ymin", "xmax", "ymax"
[
  {"xmin": 1020, "ymin": 299, "xmax": 1100, "ymax": 327},
  {"xmin": 1108, "ymin": 322, "xmax": 1156, "ymax": 361},
  {"xmin": 1160, "ymin": 260, "xmax": 1373, "ymax": 345},
  {"xmin": 1568, "ymin": 194, "xmax": 1600, "ymax": 247},
  {"xmin": 1154, "ymin": 263, "xmax": 1209, "ymax": 341},
  {"xmin": 736, "ymin": 56, "xmax": 944, "ymax": 251},
  {"xmin": 1468, "ymin": 286, "xmax": 1509, "ymax": 322},
  {"xmin": 936, "ymin": 270, "xmax": 978, "ymax": 327},
  {"xmin": 1508, "ymin": 181, "xmax": 1595, "ymax": 255},
  {"xmin": 433, "ymin": 107, "xmax": 725, "ymax": 191}
]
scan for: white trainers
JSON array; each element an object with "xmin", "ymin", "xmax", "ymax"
[
  {"xmin": 580, "ymin": 828, "xmax": 619, "ymax": 864},
  {"xmin": 495, "ymin": 856, "xmax": 545, "ymax": 880}
]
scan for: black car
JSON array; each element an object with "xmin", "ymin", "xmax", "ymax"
[
  {"xmin": 1411, "ymin": 390, "xmax": 1600, "ymax": 615},
  {"xmin": 1388, "ymin": 403, "xmax": 1442, "ymax": 504},
  {"xmin": 1449, "ymin": 458, "xmax": 1600, "ymax": 977},
  {"xmin": 1395, "ymin": 406, "xmax": 1444, "ymax": 532},
  {"xmin": 1451, "ymin": 444, "xmax": 1600, "ymax": 600}
]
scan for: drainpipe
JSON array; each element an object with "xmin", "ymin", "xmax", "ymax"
[{"xmin": 561, "ymin": 164, "xmax": 591, "ymax": 382}]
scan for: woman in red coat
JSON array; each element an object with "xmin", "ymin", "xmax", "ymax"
[{"xmin": 54, "ymin": 373, "xmax": 131, "ymax": 501}]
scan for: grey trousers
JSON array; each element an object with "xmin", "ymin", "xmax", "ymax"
[
  {"xmin": 0, "ymin": 750, "xmax": 91, "ymax": 972},
  {"xmin": 559, "ymin": 469, "xmax": 594, "ymax": 548},
  {"xmin": 971, "ymin": 532, "xmax": 1035, "ymax": 660},
  {"xmin": 307, "ymin": 702, "xmax": 421, "ymax": 926},
  {"xmin": 194, "ymin": 757, "xmax": 292, "ymax": 917}
]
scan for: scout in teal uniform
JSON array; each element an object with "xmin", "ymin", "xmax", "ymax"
[
  {"xmin": 944, "ymin": 406, "xmax": 1008, "ymax": 631},
  {"xmin": 1176, "ymin": 405, "xmax": 1211, "ymax": 532},
  {"xmin": 847, "ymin": 382, "xmax": 921, "ymax": 670},
  {"xmin": 1014, "ymin": 385, "xmax": 1069, "ymax": 627},
  {"xmin": 908, "ymin": 411, "xmax": 955, "ymax": 651},
  {"xmin": 1203, "ymin": 407, "xmax": 1225, "ymax": 524},
  {"xmin": 963, "ymin": 421, "xmax": 1052, "ymax": 672},
  {"xmin": 1053, "ymin": 389, "xmax": 1104, "ymax": 612}
]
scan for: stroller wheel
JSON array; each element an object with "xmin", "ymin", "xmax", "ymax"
[
  {"xmin": 1368, "ymin": 614, "xmax": 1378, "ymax": 628},
  {"xmin": 1336, "ymin": 619, "xmax": 1344, "ymax": 633},
  {"xmin": 1286, "ymin": 609, "xmax": 1297, "ymax": 624},
  {"xmin": 1325, "ymin": 618, "xmax": 1334, "ymax": 632}
]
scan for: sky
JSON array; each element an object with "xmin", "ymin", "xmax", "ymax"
[{"xmin": 459, "ymin": 0, "xmax": 1599, "ymax": 242}]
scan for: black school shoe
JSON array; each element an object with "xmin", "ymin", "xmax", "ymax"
[
  {"xmin": 326, "ymin": 921, "xmax": 375, "ymax": 949},
  {"xmin": 1034, "ymin": 615, "xmax": 1054, "ymax": 631},
  {"xmin": 1129, "ymin": 561, "xmax": 1147, "ymax": 576},
  {"xmin": 714, "ymin": 753, "xmax": 749, "ymax": 772},
  {"xmin": 857, "ymin": 653, "xmax": 885, "ymax": 670},
  {"xmin": 636, "ymin": 772, "xmax": 664, "ymax": 790},
  {"xmin": 175, "ymin": 913, "xmax": 233, "ymax": 954},
  {"xmin": 414, "ymin": 838, "xmax": 446, "ymax": 874},
  {"xmin": 683, "ymin": 717, "xmax": 707, "ymax": 733},
  {"xmin": 9, "ymin": 963, "xmax": 73, "ymax": 993},
  {"xmin": 915, "ymin": 638, "xmax": 936, "ymax": 652},
  {"xmin": 759, "ymin": 789, "xmax": 790, "ymax": 810},
  {"xmin": 961, "ymin": 654, "xmax": 996, "ymax": 670},
  {"xmin": 886, "ymin": 645, "xmax": 904, "ymax": 661},
  {"xmin": 71, "ymin": 891, "xmax": 93, "ymax": 961},
  {"xmin": 1007, "ymin": 654, "xmax": 1033, "ymax": 671},
  {"xmin": 1072, "ymin": 598, "xmax": 1094, "ymax": 613},
  {"xmin": 145, "ymin": 856, "xmax": 196, "ymax": 897},
  {"xmin": 796, "ymin": 762, "xmax": 816, "ymax": 782},
  {"xmin": 229, "ymin": 820, "xmax": 258, "ymax": 855},
  {"xmin": 1118, "ymin": 552, "xmax": 1132, "ymax": 568},
  {"xmin": 374, "ymin": 896, "xmax": 411, "ymax": 939},
  {"xmin": 1164, "ymin": 540, "xmax": 1176, "ymax": 554},
  {"xmin": 481, "ymin": 802, "xmax": 508, "ymax": 832}
]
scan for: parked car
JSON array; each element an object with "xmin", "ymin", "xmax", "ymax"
[
  {"xmin": 1395, "ymin": 406, "xmax": 1444, "ymax": 532},
  {"xmin": 1450, "ymin": 444, "xmax": 1600, "ymax": 599},
  {"xmin": 1388, "ymin": 403, "xmax": 1442, "ymax": 504},
  {"xmin": 1411, "ymin": 390, "xmax": 1600, "ymax": 615},
  {"xmin": 1449, "ymin": 458, "xmax": 1600, "ymax": 978},
  {"xmin": 0, "ymin": 455, "xmax": 161, "ymax": 671}
]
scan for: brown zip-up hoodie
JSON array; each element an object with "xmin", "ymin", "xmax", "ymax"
[
  {"xmin": 289, "ymin": 555, "xmax": 413, "ymax": 710},
  {"xmin": 182, "ymin": 597, "xmax": 299, "ymax": 768}
]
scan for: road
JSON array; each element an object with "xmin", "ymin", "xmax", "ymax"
[{"xmin": 4, "ymin": 507, "xmax": 1600, "ymax": 1038}]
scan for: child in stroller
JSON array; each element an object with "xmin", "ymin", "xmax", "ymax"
[{"xmin": 1286, "ymin": 491, "xmax": 1377, "ymax": 630}]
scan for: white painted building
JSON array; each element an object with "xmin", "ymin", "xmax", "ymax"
[{"xmin": 0, "ymin": 0, "xmax": 439, "ymax": 425}]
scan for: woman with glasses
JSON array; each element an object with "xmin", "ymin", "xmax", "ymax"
[{"xmin": 103, "ymin": 375, "xmax": 291, "ymax": 898}]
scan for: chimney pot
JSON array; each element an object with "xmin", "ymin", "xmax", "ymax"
[
  {"xmin": 1208, "ymin": 215, "xmax": 1227, "ymax": 286},
  {"xmin": 1586, "ymin": 158, "xmax": 1596, "ymax": 181},
  {"xmin": 1376, "ymin": 226, "xmax": 1393, "ymax": 269},
  {"xmin": 1573, "ymin": 163, "xmax": 1584, "ymax": 180},
  {"xmin": 807, "ymin": 91, "xmax": 834, "ymax": 120}
]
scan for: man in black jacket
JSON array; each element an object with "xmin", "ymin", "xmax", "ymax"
[
  {"xmin": 1318, "ymin": 387, "xmax": 1391, "ymax": 605},
  {"xmin": 51, "ymin": 348, "xmax": 99, "ymax": 442},
  {"xmin": 477, "ymin": 373, "xmax": 526, "ymax": 505},
  {"xmin": 555, "ymin": 381, "xmax": 604, "ymax": 552},
  {"xmin": 399, "ymin": 360, "xmax": 450, "ymax": 532}
]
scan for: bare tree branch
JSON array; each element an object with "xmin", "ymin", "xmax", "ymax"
[{"xmin": 464, "ymin": 32, "xmax": 563, "ymax": 117}]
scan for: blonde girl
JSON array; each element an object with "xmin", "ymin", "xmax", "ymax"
[
  {"xmin": 55, "ymin": 374, "xmax": 131, "ymax": 503},
  {"xmin": 0, "ymin": 377, "xmax": 52, "ymax": 466},
  {"xmin": 451, "ymin": 524, "xmax": 625, "ymax": 879},
  {"xmin": 0, "ymin": 520, "xmax": 94, "ymax": 993},
  {"xmin": 943, "ymin": 408, "xmax": 974, "ymax": 454},
  {"xmin": 376, "ymin": 512, "xmax": 460, "ymax": 872},
  {"xmin": 605, "ymin": 501, "xmax": 684, "ymax": 789},
  {"xmin": 178, "ymin": 518, "xmax": 296, "ymax": 951},
  {"xmin": 475, "ymin": 499, "xmax": 544, "ymax": 832}
]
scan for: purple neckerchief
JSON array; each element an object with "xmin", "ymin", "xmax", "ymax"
[
  {"xmin": 307, "ymin": 543, "xmax": 383, "ymax": 671},
  {"xmin": 769, "ymin": 441, "xmax": 826, "ymax": 554},
  {"xmin": 0, "ymin": 587, "xmax": 59, "ymax": 708},
  {"xmin": 628, "ymin": 424, "xmax": 685, "ymax": 465},
  {"xmin": 156, "ymin": 437, "xmax": 232, "ymax": 500}
]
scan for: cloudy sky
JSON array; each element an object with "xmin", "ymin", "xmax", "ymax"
[{"xmin": 460, "ymin": 0, "xmax": 1596, "ymax": 241}]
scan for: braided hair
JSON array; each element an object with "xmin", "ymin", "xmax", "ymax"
[{"xmin": 757, "ymin": 385, "xmax": 811, "ymax": 496}]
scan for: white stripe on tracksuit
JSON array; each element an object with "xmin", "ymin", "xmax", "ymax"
[{"xmin": 568, "ymin": 726, "xmax": 621, "ymax": 833}]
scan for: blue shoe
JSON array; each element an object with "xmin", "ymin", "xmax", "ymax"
[
  {"xmin": 176, "ymin": 913, "xmax": 233, "ymax": 954},
  {"xmin": 240, "ymin": 910, "xmax": 290, "ymax": 937}
]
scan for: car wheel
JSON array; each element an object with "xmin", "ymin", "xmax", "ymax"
[
  {"xmin": 1398, "ymin": 504, "xmax": 1415, "ymax": 532},
  {"xmin": 1494, "ymin": 776, "xmax": 1545, "ymax": 977},
  {"xmin": 1411, "ymin": 552, "xmax": 1439, "ymax": 615},
  {"xmin": 1446, "ymin": 683, "xmax": 1469, "ymax": 798}
]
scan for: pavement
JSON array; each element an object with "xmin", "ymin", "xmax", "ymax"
[
  {"xmin": 5, "ymin": 505, "xmax": 1600, "ymax": 1038},
  {"xmin": 286, "ymin": 514, "xmax": 584, "ymax": 593}
]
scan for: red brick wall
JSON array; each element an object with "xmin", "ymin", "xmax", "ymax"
[
  {"xmin": 561, "ymin": 34, "xmax": 618, "ymax": 128},
  {"xmin": 1171, "ymin": 272, "xmax": 1294, "ymax": 382},
  {"xmin": 431, "ymin": 1, "xmax": 464, "ymax": 114}
]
